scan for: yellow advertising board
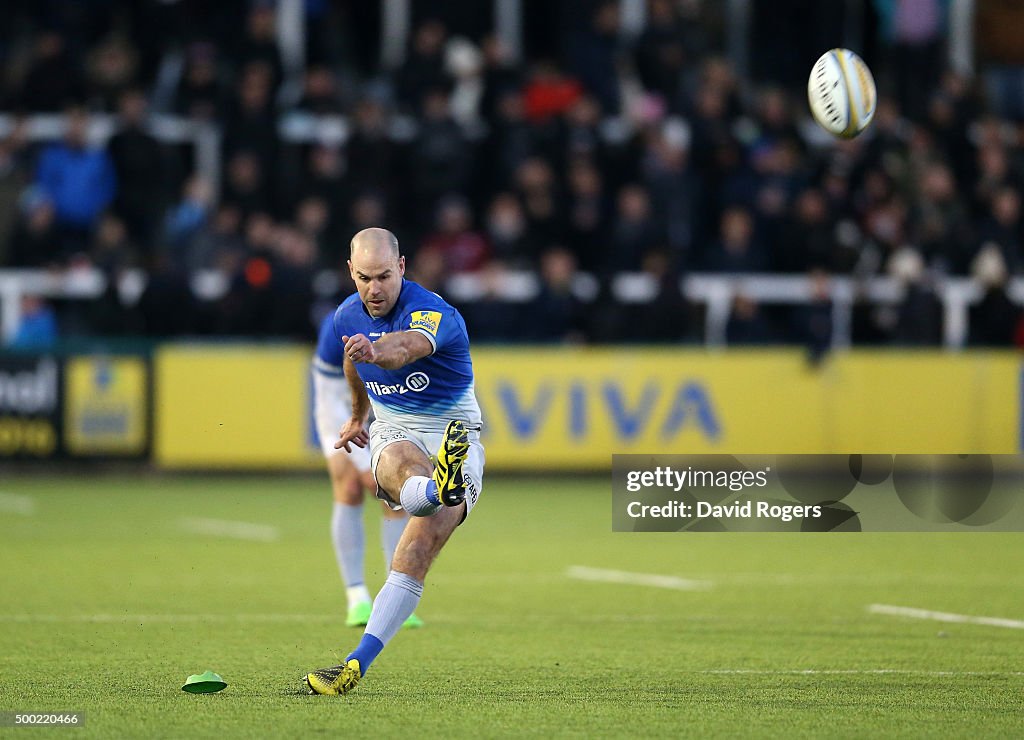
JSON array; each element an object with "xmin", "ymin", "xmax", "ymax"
[
  {"xmin": 154, "ymin": 345, "xmax": 1020, "ymax": 470},
  {"xmin": 155, "ymin": 345, "xmax": 321, "ymax": 469},
  {"xmin": 472, "ymin": 349, "xmax": 1019, "ymax": 468},
  {"xmin": 64, "ymin": 356, "xmax": 148, "ymax": 456}
]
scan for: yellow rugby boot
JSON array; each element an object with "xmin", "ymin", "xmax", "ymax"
[
  {"xmin": 304, "ymin": 658, "xmax": 362, "ymax": 696},
  {"xmin": 432, "ymin": 420, "xmax": 469, "ymax": 507}
]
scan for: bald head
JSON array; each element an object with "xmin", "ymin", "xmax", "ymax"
[
  {"xmin": 350, "ymin": 227, "xmax": 400, "ymax": 260},
  {"xmin": 348, "ymin": 227, "xmax": 406, "ymax": 317}
]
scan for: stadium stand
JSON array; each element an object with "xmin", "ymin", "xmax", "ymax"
[{"xmin": 0, "ymin": 0, "xmax": 1022, "ymax": 349}]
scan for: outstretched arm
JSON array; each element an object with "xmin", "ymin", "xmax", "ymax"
[{"xmin": 342, "ymin": 331, "xmax": 433, "ymax": 371}]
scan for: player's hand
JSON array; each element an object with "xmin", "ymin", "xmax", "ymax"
[
  {"xmin": 342, "ymin": 334, "xmax": 377, "ymax": 365},
  {"xmin": 336, "ymin": 417, "xmax": 369, "ymax": 452}
]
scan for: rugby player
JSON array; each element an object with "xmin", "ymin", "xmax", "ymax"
[{"xmin": 305, "ymin": 227, "xmax": 484, "ymax": 696}]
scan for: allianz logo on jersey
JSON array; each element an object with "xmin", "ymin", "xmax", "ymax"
[{"xmin": 365, "ymin": 372, "xmax": 430, "ymax": 396}]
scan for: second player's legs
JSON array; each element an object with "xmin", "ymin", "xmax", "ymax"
[
  {"xmin": 366, "ymin": 455, "xmax": 409, "ymax": 568},
  {"xmin": 329, "ymin": 450, "xmax": 399, "ymax": 515},
  {"xmin": 377, "ymin": 476, "xmax": 409, "ymax": 573},
  {"xmin": 328, "ymin": 451, "xmax": 364, "ymax": 505},
  {"xmin": 328, "ymin": 451, "xmax": 411, "ymax": 626},
  {"xmin": 328, "ymin": 453, "xmax": 372, "ymax": 615}
]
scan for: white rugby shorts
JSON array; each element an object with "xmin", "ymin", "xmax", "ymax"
[
  {"xmin": 312, "ymin": 368, "xmax": 371, "ymax": 472},
  {"xmin": 369, "ymin": 419, "xmax": 484, "ymax": 517}
]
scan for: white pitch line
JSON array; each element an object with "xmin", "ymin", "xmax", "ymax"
[
  {"xmin": 567, "ymin": 566, "xmax": 712, "ymax": 591},
  {"xmin": 868, "ymin": 604, "xmax": 1024, "ymax": 630},
  {"xmin": 0, "ymin": 613, "xmax": 334, "ymax": 623},
  {"xmin": 179, "ymin": 517, "xmax": 280, "ymax": 542},
  {"xmin": 0, "ymin": 492, "xmax": 35, "ymax": 516},
  {"xmin": 700, "ymin": 669, "xmax": 1024, "ymax": 677}
]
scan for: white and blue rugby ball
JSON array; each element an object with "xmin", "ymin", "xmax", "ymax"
[{"xmin": 807, "ymin": 48, "xmax": 877, "ymax": 139}]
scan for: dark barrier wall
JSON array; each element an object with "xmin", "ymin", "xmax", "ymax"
[{"xmin": 0, "ymin": 353, "xmax": 149, "ymax": 461}]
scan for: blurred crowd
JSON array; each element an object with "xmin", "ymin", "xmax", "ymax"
[{"xmin": 2, "ymin": 0, "xmax": 1024, "ymax": 348}]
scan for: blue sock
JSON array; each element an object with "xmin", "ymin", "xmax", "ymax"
[
  {"xmin": 346, "ymin": 634, "xmax": 384, "ymax": 673},
  {"xmin": 425, "ymin": 480, "xmax": 440, "ymax": 506},
  {"xmin": 346, "ymin": 571, "xmax": 424, "ymax": 673}
]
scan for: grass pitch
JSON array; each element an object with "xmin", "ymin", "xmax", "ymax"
[{"xmin": 0, "ymin": 474, "xmax": 1022, "ymax": 738}]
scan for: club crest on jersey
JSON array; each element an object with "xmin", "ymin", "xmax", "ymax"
[{"xmin": 409, "ymin": 310, "xmax": 442, "ymax": 336}]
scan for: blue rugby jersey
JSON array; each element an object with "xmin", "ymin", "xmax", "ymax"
[{"xmin": 331, "ymin": 279, "xmax": 482, "ymax": 432}]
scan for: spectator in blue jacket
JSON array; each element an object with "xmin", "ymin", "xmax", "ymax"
[
  {"xmin": 35, "ymin": 106, "xmax": 117, "ymax": 255},
  {"xmin": 7, "ymin": 296, "xmax": 58, "ymax": 349}
]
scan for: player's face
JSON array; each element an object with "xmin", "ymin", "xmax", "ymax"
[{"xmin": 349, "ymin": 252, "xmax": 405, "ymax": 317}]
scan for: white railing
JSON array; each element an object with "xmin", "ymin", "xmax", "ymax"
[
  {"xmin": 0, "ymin": 114, "xmax": 222, "ymax": 200},
  {"xmin": 1, "ymin": 267, "xmax": 1018, "ymax": 349}
]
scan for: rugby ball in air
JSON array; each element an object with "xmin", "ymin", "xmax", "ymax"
[{"xmin": 807, "ymin": 48, "xmax": 876, "ymax": 139}]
